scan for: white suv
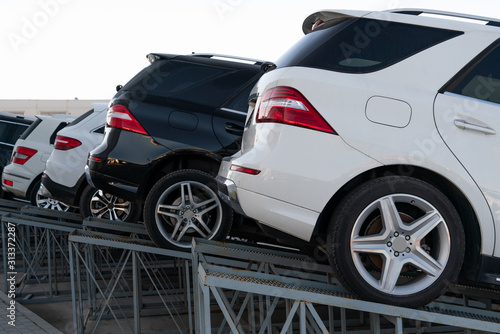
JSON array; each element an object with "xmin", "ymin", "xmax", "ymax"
[
  {"xmin": 2, "ymin": 114, "xmax": 76, "ymax": 208},
  {"xmin": 40, "ymin": 103, "xmax": 141, "ymax": 222},
  {"xmin": 217, "ymin": 9, "xmax": 500, "ymax": 307}
]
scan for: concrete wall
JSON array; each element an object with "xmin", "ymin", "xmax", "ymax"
[{"xmin": 0, "ymin": 99, "xmax": 109, "ymax": 117}]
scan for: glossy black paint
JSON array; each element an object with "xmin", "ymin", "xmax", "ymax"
[{"xmin": 88, "ymin": 53, "xmax": 269, "ymax": 203}]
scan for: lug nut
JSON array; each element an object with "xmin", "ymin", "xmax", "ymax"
[
  {"xmin": 405, "ymin": 247, "xmax": 411, "ymax": 253},
  {"xmin": 394, "ymin": 232, "xmax": 399, "ymax": 237},
  {"xmin": 394, "ymin": 251, "xmax": 399, "ymax": 257},
  {"xmin": 405, "ymin": 235, "xmax": 410, "ymax": 241},
  {"xmin": 387, "ymin": 241, "xmax": 392, "ymax": 247}
]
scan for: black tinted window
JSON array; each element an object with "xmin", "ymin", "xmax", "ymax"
[
  {"xmin": 93, "ymin": 126, "xmax": 105, "ymax": 134},
  {"xmin": 125, "ymin": 59, "xmax": 259, "ymax": 109},
  {"xmin": 450, "ymin": 43, "xmax": 500, "ymax": 104},
  {"xmin": 0, "ymin": 121, "xmax": 30, "ymax": 145},
  {"xmin": 277, "ymin": 18, "xmax": 462, "ymax": 73},
  {"xmin": 224, "ymin": 84, "xmax": 255, "ymax": 112}
]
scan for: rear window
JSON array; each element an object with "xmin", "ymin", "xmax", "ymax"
[
  {"xmin": 276, "ymin": 18, "xmax": 463, "ymax": 73},
  {"xmin": 124, "ymin": 59, "xmax": 261, "ymax": 109}
]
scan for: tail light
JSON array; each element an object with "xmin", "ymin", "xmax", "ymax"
[
  {"xmin": 54, "ymin": 136, "xmax": 82, "ymax": 150},
  {"xmin": 12, "ymin": 146, "xmax": 38, "ymax": 165},
  {"xmin": 256, "ymin": 86, "xmax": 337, "ymax": 134},
  {"xmin": 230, "ymin": 164, "xmax": 261, "ymax": 175},
  {"xmin": 106, "ymin": 105, "xmax": 147, "ymax": 135}
]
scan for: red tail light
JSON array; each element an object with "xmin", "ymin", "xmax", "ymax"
[
  {"xmin": 54, "ymin": 136, "xmax": 82, "ymax": 150},
  {"xmin": 256, "ymin": 87, "xmax": 336, "ymax": 134},
  {"xmin": 106, "ymin": 105, "xmax": 147, "ymax": 134},
  {"xmin": 230, "ymin": 164, "xmax": 261, "ymax": 175},
  {"xmin": 12, "ymin": 146, "xmax": 38, "ymax": 165}
]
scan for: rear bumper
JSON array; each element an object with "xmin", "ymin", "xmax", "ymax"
[
  {"xmin": 86, "ymin": 129, "xmax": 167, "ymax": 203},
  {"xmin": 216, "ymin": 175, "xmax": 246, "ymax": 216},
  {"xmin": 85, "ymin": 165, "xmax": 141, "ymax": 203},
  {"xmin": 40, "ymin": 173, "xmax": 83, "ymax": 207},
  {"xmin": 2, "ymin": 168, "xmax": 33, "ymax": 198}
]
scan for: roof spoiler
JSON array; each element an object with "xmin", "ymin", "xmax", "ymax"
[{"xmin": 302, "ymin": 10, "xmax": 370, "ymax": 34}]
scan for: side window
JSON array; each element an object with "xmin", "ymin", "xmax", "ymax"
[
  {"xmin": 449, "ymin": 44, "xmax": 500, "ymax": 104},
  {"xmin": 278, "ymin": 18, "xmax": 463, "ymax": 74},
  {"xmin": 0, "ymin": 122, "xmax": 12, "ymax": 144},
  {"xmin": 92, "ymin": 126, "xmax": 105, "ymax": 134},
  {"xmin": 0, "ymin": 121, "xmax": 29, "ymax": 146},
  {"xmin": 10, "ymin": 124, "xmax": 29, "ymax": 144},
  {"xmin": 224, "ymin": 84, "xmax": 254, "ymax": 113}
]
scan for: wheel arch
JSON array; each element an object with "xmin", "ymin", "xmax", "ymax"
[
  {"xmin": 27, "ymin": 173, "xmax": 43, "ymax": 200},
  {"xmin": 73, "ymin": 174, "xmax": 90, "ymax": 207},
  {"xmin": 314, "ymin": 165, "xmax": 481, "ymax": 277},
  {"xmin": 140, "ymin": 150, "xmax": 222, "ymax": 200}
]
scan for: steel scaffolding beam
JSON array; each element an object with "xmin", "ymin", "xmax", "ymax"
[
  {"xmin": 68, "ymin": 229, "xmax": 193, "ymax": 334},
  {"xmin": 1, "ymin": 198, "xmax": 500, "ymax": 334},
  {"xmin": 1, "ymin": 209, "xmax": 82, "ymax": 303},
  {"xmin": 193, "ymin": 238, "xmax": 500, "ymax": 334}
]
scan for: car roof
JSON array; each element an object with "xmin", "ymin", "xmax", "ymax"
[
  {"xmin": 0, "ymin": 111, "xmax": 35, "ymax": 124},
  {"xmin": 36, "ymin": 114, "xmax": 77, "ymax": 122},
  {"xmin": 303, "ymin": 8, "xmax": 500, "ymax": 34}
]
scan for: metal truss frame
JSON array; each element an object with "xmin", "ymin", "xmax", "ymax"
[
  {"xmin": 68, "ymin": 229, "xmax": 193, "ymax": 334},
  {"xmin": 193, "ymin": 238, "xmax": 500, "ymax": 334},
  {"xmin": 1, "ymin": 209, "xmax": 82, "ymax": 303}
]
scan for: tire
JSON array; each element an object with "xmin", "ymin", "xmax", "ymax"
[
  {"xmin": 79, "ymin": 185, "xmax": 142, "ymax": 222},
  {"xmin": 143, "ymin": 169, "xmax": 233, "ymax": 251},
  {"xmin": 327, "ymin": 176, "xmax": 465, "ymax": 308},
  {"xmin": 32, "ymin": 179, "xmax": 72, "ymax": 212}
]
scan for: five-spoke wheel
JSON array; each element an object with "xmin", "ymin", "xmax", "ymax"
[
  {"xmin": 143, "ymin": 169, "xmax": 232, "ymax": 250},
  {"xmin": 328, "ymin": 176, "xmax": 465, "ymax": 308}
]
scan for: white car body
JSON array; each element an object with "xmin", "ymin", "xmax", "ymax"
[
  {"xmin": 2, "ymin": 114, "xmax": 76, "ymax": 201},
  {"xmin": 217, "ymin": 9, "xmax": 500, "ymax": 306},
  {"xmin": 42, "ymin": 103, "xmax": 107, "ymax": 205}
]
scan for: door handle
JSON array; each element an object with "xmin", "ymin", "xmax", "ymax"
[
  {"xmin": 225, "ymin": 122, "xmax": 244, "ymax": 136},
  {"xmin": 454, "ymin": 119, "xmax": 496, "ymax": 135}
]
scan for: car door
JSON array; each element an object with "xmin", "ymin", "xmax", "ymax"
[
  {"xmin": 212, "ymin": 83, "xmax": 256, "ymax": 156},
  {"xmin": 434, "ymin": 41, "xmax": 500, "ymax": 255}
]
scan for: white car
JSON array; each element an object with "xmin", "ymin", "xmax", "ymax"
[
  {"xmin": 2, "ymin": 114, "xmax": 76, "ymax": 208},
  {"xmin": 40, "ymin": 103, "xmax": 141, "ymax": 221},
  {"xmin": 217, "ymin": 9, "xmax": 500, "ymax": 307}
]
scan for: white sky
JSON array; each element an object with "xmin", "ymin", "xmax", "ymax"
[{"xmin": 1, "ymin": 0, "xmax": 500, "ymax": 100}]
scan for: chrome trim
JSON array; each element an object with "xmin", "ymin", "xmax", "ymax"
[
  {"xmin": 454, "ymin": 119, "xmax": 496, "ymax": 135},
  {"xmin": 443, "ymin": 92, "xmax": 500, "ymax": 108},
  {"xmin": 220, "ymin": 108, "xmax": 247, "ymax": 116}
]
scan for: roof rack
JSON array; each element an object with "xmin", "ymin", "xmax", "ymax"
[{"xmin": 388, "ymin": 8, "xmax": 500, "ymax": 27}]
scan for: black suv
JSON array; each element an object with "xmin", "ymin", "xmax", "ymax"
[
  {"xmin": 87, "ymin": 53, "xmax": 273, "ymax": 250},
  {"xmin": 0, "ymin": 112, "xmax": 35, "ymax": 197}
]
